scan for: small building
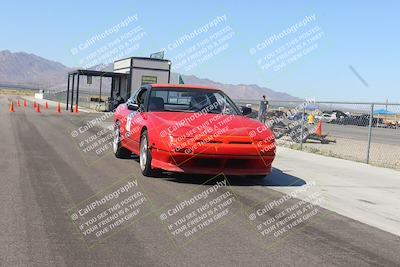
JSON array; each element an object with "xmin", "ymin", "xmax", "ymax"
[
  {"xmin": 113, "ymin": 57, "xmax": 171, "ymax": 101},
  {"xmin": 66, "ymin": 56, "xmax": 171, "ymax": 111}
]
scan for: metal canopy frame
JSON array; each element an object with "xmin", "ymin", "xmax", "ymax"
[{"xmin": 66, "ymin": 69, "xmax": 128, "ymax": 112}]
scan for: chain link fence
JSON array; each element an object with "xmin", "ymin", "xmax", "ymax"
[
  {"xmin": 234, "ymin": 99, "xmax": 400, "ymax": 170},
  {"xmin": 42, "ymin": 88, "xmax": 400, "ymax": 169}
]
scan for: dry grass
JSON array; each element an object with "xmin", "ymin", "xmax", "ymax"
[{"xmin": 0, "ymin": 88, "xmax": 36, "ymax": 96}]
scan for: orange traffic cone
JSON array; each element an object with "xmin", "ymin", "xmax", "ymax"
[
  {"xmin": 17, "ymin": 99, "xmax": 20, "ymax": 107},
  {"xmin": 56, "ymin": 102, "xmax": 61, "ymax": 113},
  {"xmin": 315, "ymin": 121, "xmax": 322, "ymax": 136},
  {"xmin": 45, "ymin": 101, "xmax": 49, "ymax": 109},
  {"xmin": 9, "ymin": 101, "xmax": 14, "ymax": 112},
  {"xmin": 33, "ymin": 101, "xmax": 37, "ymax": 108},
  {"xmin": 23, "ymin": 100, "xmax": 27, "ymax": 107},
  {"xmin": 36, "ymin": 103, "xmax": 41, "ymax": 113},
  {"xmin": 74, "ymin": 104, "xmax": 79, "ymax": 113}
]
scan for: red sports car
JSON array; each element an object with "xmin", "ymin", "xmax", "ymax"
[{"xmin": 113, "ymin": 84, "xmax": 275, "ymax": 177}]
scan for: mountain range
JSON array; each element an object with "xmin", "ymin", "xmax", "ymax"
[{"xmin": 0, "ymin": 50, "xmax": 299, "ymax": 101}]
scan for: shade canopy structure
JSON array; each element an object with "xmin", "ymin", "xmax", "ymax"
[
  {"xmin": 66, "ymin": 69, "xmax": 128, "ymax": 112},
  {"xmin": 373, "ymin": 109, "xmax": 396, "ymax": 115}
]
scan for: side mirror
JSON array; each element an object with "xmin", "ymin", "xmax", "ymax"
[
  {"xmin": 241, "ymin": 106, "xmax": 252, "ymax": 116},
  {"xmin": 127, "ymin": 103, "xmax": 139, "ymax": 111}
]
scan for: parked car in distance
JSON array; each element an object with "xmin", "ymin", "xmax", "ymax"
[
  {"xmin": 332, "ymin": 110, "xmax": 349, "ymax": 119},
  {"xmin": 315, "ymin": 110, "xmax": 349, "ymax": 124},
  {"xmin": 315, "ymin": 112, "xmax": 336, "ymax": 123}
]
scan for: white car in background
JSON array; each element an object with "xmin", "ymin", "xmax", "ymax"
[{"xmin": 316, "ymin": 112, "xmax": 336, "ymax": 123}]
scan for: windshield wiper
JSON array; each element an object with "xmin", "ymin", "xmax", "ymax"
[
  {"xmin": 206, "ymin": 110, "xmax": 223, "ymax": 114},
  {"xmin": 163, "ymin": 109, "xmax": 195, "ymax": 112}
]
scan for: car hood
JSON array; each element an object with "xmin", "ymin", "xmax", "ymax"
[{"xmin": 146, "ymin": 112, "xmax": 273, "ymax": 140}]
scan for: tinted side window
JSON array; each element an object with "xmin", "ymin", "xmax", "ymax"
[
  {"xmin": 137, "ymin": 89, "xmax": 147, "ymax": 106},
  {"xmin": 128, "ymin": 87, "xmax": 145, "ymax": 104},
  {"xmin": 127, "ymin": 90, "xmax": 138, "ymax": 104}
]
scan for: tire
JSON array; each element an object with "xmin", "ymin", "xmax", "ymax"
[
  {"xmin": 139, "ymin": 130, "xmax": 153, "ymax": 176},
  {"xmin": 113, "ymin": 121, "xmax": 131, "ymax": 158}
]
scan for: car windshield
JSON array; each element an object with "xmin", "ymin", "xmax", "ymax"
[{"xmin": 148, "ymin": 88, "xmax": 240, "ymax": 115}]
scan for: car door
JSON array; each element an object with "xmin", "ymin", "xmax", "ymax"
[{"xmin": 124, "ymin": 87, "xmax": 148, "ymax": 154}]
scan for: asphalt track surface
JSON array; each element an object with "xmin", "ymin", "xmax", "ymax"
[
  {"xmin": 1, "ymin": 96, "xmax": 400, "ymax": 266},
  {"xmin": 324, "ymin": 123, "xmax": 399, "ymax": 145}
]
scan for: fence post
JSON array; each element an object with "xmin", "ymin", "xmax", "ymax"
[
  {"xmin": 366, "ymin": 103, "xmax": 374, "ymax": 164},
  {"xmin": 300, "ymin": 105, "xmax": 305, "ymax": 150}
]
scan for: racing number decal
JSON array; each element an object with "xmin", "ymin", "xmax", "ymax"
[{"xmin": 126, "ymin": 112, "xmax": 134, "ymax": 135}]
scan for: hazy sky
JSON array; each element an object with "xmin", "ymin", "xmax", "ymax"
[{"xmin": 1, "ymin": 0, "xmax": 399, "ymax": 102}]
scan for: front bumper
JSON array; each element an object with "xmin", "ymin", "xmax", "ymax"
[{"xmin": 150, "ymin": 143, "xmax": 275, "ymax": 175}]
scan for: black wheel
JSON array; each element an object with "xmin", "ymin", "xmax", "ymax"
[
  {"xmin": 113, "ymin": 121, "xmax": 131, "ymax": 158},
  {"xmin": 139, "ymin": 130, "xmax": 153, "ymax": 176}
]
